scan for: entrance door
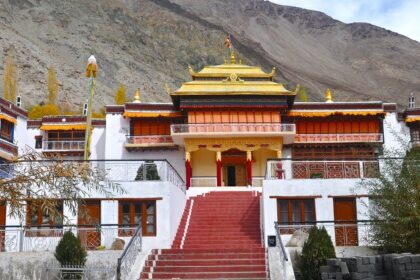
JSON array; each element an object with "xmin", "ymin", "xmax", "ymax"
[
  {"xmin": 0, "ymin": 202, "xmax": 5, "ymax": 252},
  {"xmin": 333, "ymin": 198, "xmax": 358, "ymax": 246},
  {"xmin": 227, "ymin": 166, "xmax": 236, "ymax": 186},
  {"xmin": 235, "ymin": 165, "xmax": 247, "ymax": 186},
  {"xmin": 78, "ymin": 200, "xmax": 101, "ymax": 250}
]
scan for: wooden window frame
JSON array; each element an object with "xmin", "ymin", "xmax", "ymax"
[
  {"xmin": 118, "ymin": 200, "xmax": 157, "ymax": 237},
  {"xmin": 47, "ymin": 130, "xmax": 85, "ymax": 141},
  {"xmin": 26, "ymin": 200, "xmax": 64, "ymax": 237},
  {"xmin": 277, "ymin": 198, "xmax": 316, "ymax": 233},
  {"xmin": 0, "ymin": 120, "xmax": 14, "ymax": 142}
]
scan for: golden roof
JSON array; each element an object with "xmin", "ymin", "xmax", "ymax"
[{"xmin": 173, "ymin": 52, "xmax": 295, "ymax": 97}]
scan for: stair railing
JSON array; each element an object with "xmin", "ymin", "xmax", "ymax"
[
  {"xmin": 116, "ymin": 224, "xmax": 142, "ymax": 280},
  {"xmin": 274, "ymin": 222, "xmax": 288, "ymax": 262}
]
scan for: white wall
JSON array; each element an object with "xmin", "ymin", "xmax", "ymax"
[
  {"xmin": 383, "ymin": 112, "xmax": 410, "ymax": 152},
  {"xmin": 262, "ymin": 179, "xmax": 370, "ymax": 246},
  {"xmin": 90, "ymin": 126, "xmax": 106, "ymax": 160},
  {"xmin": 105, "ymin": 113, "xmax": 185, "ymax": 179},
  {"xmin": 15, "ymin": 116, "xmax": 28, "ymax": 152}
]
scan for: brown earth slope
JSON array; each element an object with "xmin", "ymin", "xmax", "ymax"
[{"xmin": 0, "ymin": 0, "xmax": 419, "ymax": 110}]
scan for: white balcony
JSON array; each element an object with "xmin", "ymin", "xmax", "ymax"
[
  {"xmin": 42, "ymin": 140, "xmax": 84, "ymax": 152},
  {"xmin": 124, "ymin": 135, "xmax": 176, "ymax": 150},
  {"xmin": 170, "ymin": 123, "xmax": 296, "ymax": 144},
  {"xmin": 295, "ymin": 133, "xmax": 383, "ymax": 143}
]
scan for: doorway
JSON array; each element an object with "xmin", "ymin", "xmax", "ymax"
[
  {"xmin": 78, "ymin": 200, "xmax": 101, "ymax": 250},
  {"xmin": 333, "ymin": 198, "xmax": 358, "ymax": 246},
  {"xmin": 227, "ymin": 166, "xmax": 236, "ymax": 186}
]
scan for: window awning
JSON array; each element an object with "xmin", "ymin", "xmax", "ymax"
[
  {"xmin": 123, "ymin": 111, "xmax": 182, "ymax": 118},
  {"xmin": 288, "ymin": 110, "xmax": 385, "ymax": 117},
  {"xmin": 0, "ymin": 113, "xmax": 17, "ymax": 124},
  {"xmin": 406, "ymin": 117, "xmax": 420, "ymax": 123},
  {"xmin": 40, "ymin": 124, "xmax": 86, "ymax": 131}
]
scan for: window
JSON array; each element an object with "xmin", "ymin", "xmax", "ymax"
[
  {"xmin": 277, "ymin": 199, "xmax": 315, "ymax": 233},
  {"xmin": 0, "ymin": 120, "xmax": 14, "ymax": 142},
  {"xmin": 47, "ymin": 130, "xmax": 85, "ymax": 141},
  {"xmin": 118, "ymin": 200, "xmax": 156, "ymax": 236},
  {"xmin": 26, "ymin": 201, "xmax": 63, "ymax": 237},
  {"xmin": 35, "ymin": 136, "xmax": 43, "ymax": 149}
]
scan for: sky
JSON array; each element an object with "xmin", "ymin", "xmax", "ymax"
[{"xmin": 272, "ymin": 0, "xmax": 420, "ymax": 42}]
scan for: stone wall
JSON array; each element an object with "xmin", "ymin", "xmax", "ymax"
[{"xmin": 321, "ymin": 254, "xmax": 420, "ymax": 280}]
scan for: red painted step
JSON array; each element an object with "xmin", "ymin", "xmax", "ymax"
[{"xmin": 140, "ymin": 191, "xmax": 268, "ymax": 279}]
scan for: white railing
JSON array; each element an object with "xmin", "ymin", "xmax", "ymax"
[
  {"xmin": 266, "ymin": 160, "xmax": 379, "ymax": 179},
  {"xmin": 276, "ymin": 221, "xmax": 375, "ymax": 247},
  {"xmin": 295, "ymin": 133, "xmax": 383, "ymax": 143},
  {"xmin": 42, "ymin": 140, "xmax": 85, "ymax": 151},
  {"xmin": 125, "ymin": 135, "xmax": 174, "ymax": 146},
  {"xmin": 0, "ymin": 225, "xmax": 137, "ymax": 252},
  {"xmin": 171, "ymin": 123, "xmax": 296, "ymax": 135},
  {"xmin": 0, "ymin": 160, "xmax": 185, "ymax": 192}
]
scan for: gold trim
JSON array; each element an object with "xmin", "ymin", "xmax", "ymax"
[
  {"xmin": 288, "ymin": 111, "xmax": 385, "ymax": 117},
  {"xmin": 40, "ymin": 124, "xmax": 86, "ymax": 131},
  {"xmin": 123, "ymin": 111, "xmax": 182, "ymax": 118},
  {"xmin": 406, "ymin": 116, "xmax": 420, "ymax": 123},
  {"xmin": 185, "ymin": 137, "xmax": 283, "ymax": 153}
]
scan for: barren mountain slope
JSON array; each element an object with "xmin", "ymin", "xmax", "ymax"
[
  {"xmin": 0, "ymin": 0, "xmax": 419, "ymax": 110},
  {"xmin": 170, "ymin": 0, "xmax": 420, "ymax": 104},
  {"xmin": 0, "ymin": 0, "xmax": 261, "ymax": 109}
]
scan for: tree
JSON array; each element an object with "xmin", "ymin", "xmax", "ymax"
[
  {"xmin": 3, "ymin": 48, "xmax": 17, "ymax": 103},
  {"xmin": 135, "ymin": 161, "xmax": 160, "ymax": 181},
  {"xmin": 299, "ymin": 226, "xmax": 336, "ymax": 280},
  {"xmin": 28, "ymin": 104, "xmax": 60, "ymax": 119},
  {"xmin": 55, "ymin": 231, "xmax": 87, "ymax": 279},
  {"xmin": 0, "ymin": 149, "xmax": 124, "ymax": 222},
  {"xmin": 365, "ymin": 146, "xmax": 420, "ymax": 253},
  {"xmin": 114, "ymin": 84, "xmax": 126, "ymax": 105},
  {"xmin": 47, "ymin": 66, "xmax": 59, "ymax": 104},
  {"xmin": 55, "ymin": 231, "xmax": 87, "ymax": 265}
]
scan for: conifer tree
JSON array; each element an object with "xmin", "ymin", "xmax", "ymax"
[
  {"xmin": 114, "ymin": 84, "xmax": 126, "ymax": 105},
  {"xmin": 47, "ymin": 66, "xmax": 59, "ymax": 104},
  {"xmin": 3, "ymin": 48, "xmax": 17, "ymax": 103}
]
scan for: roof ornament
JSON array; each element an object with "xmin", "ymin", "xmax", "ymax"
[
  {"xmin": 223, "ymin": 72, "xmax": 244, "ymax": 83},
  {"xmin": 325, "ymin": 88, "xmax": 333, "ymax": 103},
  {"xmin": 133, "ymin": 88, "xmax": 141, "ymax": 103},
  {"xmin": 188, "ymin": 65, "xmax": 196, "ymax": 76},
  {"xmin": 294, "ymin": 84, "xmax": 301, "ymax": 95},
  {"xmin": 230, "ymin": 50, "xmax": 237, "ymax": 64}
]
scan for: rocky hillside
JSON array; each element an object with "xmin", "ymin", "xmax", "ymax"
[{"xmin": 0, "ymin": 0, "xmax": 419, "ymax": 111}]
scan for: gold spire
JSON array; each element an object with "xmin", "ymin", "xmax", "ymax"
[
  {"xmin": 133, "ymin": 88, "xmax": 141, "ymax": 103},
  {"xmin": 230, "ymin": 51, "xmax": 236, "ymax": 64},
  {"xmin": 325, "ymin": 88, "xmax": 333, "ymax": 103}
]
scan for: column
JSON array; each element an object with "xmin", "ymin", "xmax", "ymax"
[
  {"xmin": 246, "ymin": 151, "xmax": 252, "ymax": 186},
  {"xmin": 216, "ymin": 151, "xmax": 222, "ymax": 187},
  {"xmin": 276, "ymin": 150, "xmax": 283, "ymax": 179},
  {"xmin": 185, "ymin": 152, "xmax": 191, "ymax": 189}
]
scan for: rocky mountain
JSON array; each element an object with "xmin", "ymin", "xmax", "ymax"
[{"xmin": 0, "ymin": 0, "xmax": 419, "ymax": 111}]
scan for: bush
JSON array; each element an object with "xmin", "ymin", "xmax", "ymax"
[
  {"xmin": 299, "ymin": 226, "xmax": 336, "ymax": 280},
  {"xmin": 55, "ymin": 231, "xmax": 87, "ymax": 265}
]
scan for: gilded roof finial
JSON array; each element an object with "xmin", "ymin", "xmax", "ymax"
[
  {"xmin": 325, "ymin": 88, "xmax": 333, "ymax": 103},
  {"xmin": 239, "ymin": 58, "xmax": 243, "ymax": 64},
  {"xmin": 230, "ymin": 51, "xmax": 236, "ymax": 64},
  {"xmin": 133, "ymin": 88, "xmax": 141, "ymax": 103}
]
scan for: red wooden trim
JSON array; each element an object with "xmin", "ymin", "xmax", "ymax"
[
  {"xmin": 115, "ymin": 197, "xmax": 163, "ymax": 201},
  {"xmin": 185, "ymin": 160, "xmax": 191, "ymax": 190},
  {"xmin": 246, "ymin": 159, "xmax": 252, "ymax": 186},
  {"xmin": 270, "ymin": 195, "xmax": 322, "ymax": 199},
  {"xmin": 328, "ymin": 194, "xmax": 372, "ymax": 198}
]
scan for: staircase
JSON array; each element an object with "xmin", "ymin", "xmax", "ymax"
[{"xmin": 140, "ymin": 191, "xmax": 269, "ymax": 279}]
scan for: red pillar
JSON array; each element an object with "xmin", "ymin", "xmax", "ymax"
[
  {"xmin": 185, "ymin": 152, "xmax": 191, "ymax": 189},
  {"xmin": 246, "ymin": 151, "xmax": 252, "ymax": 186},
  {"xmin": 216, "ymin": 151, "xmax": 222, "ymax": 187}
]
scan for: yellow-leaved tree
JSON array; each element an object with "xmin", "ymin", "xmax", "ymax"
[
  {"xmin": 28, "ymin": 104, "xmax": 60, "ymax": 119},
  {"xmin": 3, "ymin": 48, "xmax": 17, "ymax": 103},
  {"xmin": 114, "ymin": 84, "xmax": 126, "ymax": 105},
  {"xmin": 47, "ymin": 66, "xmax": 59, "ymax": 104}
]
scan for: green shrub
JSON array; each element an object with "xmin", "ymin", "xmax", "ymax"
[
  {"xmin": 55, "ymin": 231, "xmax": 87, "ymax": 265},
  {"xmin": 299, "ymin": 226, "xmax": 336, "ymax": 280}
]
